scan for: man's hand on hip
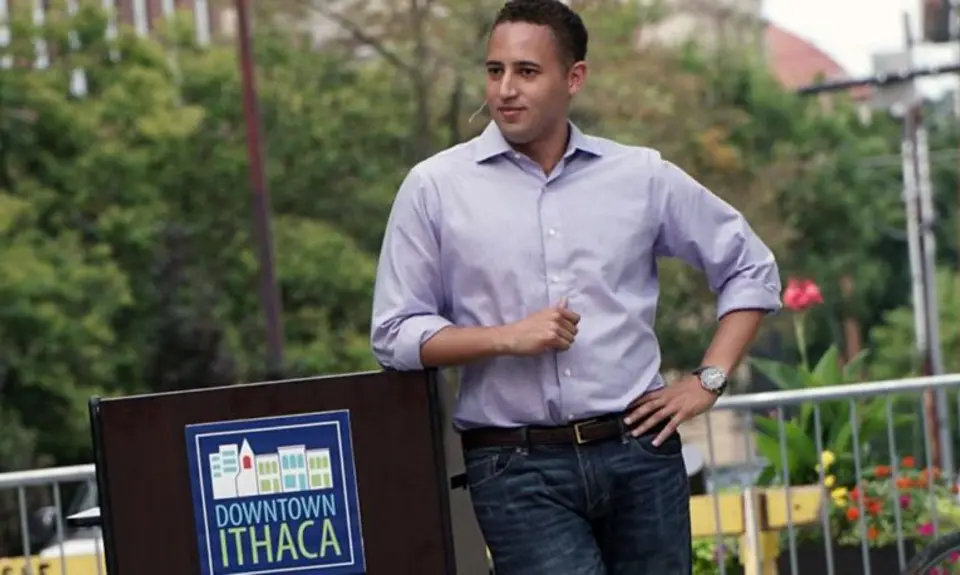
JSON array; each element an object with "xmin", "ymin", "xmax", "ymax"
[
  {"xmin": 622, "ymin": 376, "xmax": 719, "ymax": 447},
  {"xmin": 500, "ymin": 297, "xmax": 580, "ymax": 355}
]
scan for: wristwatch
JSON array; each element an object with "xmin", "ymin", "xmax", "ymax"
[{"xmin": 693, "ymin": 366, "xmax": 728, "ymax": 395}]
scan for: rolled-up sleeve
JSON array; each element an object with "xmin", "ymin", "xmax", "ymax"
[
  {"xmin": 370, "ymin": 167, "xmax": 453, "ymax": 371},
  {"xmin": 652, "ymin": 159, "xmax": 782, "ymax": 319}
]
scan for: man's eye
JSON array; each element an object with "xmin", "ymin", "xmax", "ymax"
[{"xmin": 520, "ymin": 69, "xmax": 537, "ymax": 77}]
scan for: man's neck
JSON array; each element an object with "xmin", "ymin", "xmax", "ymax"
[{"xmin": 513, "ymin": 122, "xmax": 571, "ymax": 175}]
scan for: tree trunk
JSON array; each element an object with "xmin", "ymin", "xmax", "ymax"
[{"xmin": 839, "ymin": 274, "xmax": 863, "ymax": 375}]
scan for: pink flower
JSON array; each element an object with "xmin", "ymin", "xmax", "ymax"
[
  {"xmin": 951, "ymin": 552, "xmax": 959, "ymax": 563},
  {"xmin": 918, "ymin": 522, "xmax": 935, "ymax": 536},
  {"xmin": 783, "ymin": 278, "xmax": 824, "ymax": 312},
  {"xmin": 899, "ymin": 494, "xmax": 911, "ymax": 509}
]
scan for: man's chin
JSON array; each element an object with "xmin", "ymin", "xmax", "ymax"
[{"xmin": 494, "ymin": 121, "xmax": 535, "ymax": 145}]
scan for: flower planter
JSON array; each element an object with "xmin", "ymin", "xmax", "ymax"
[{"xmin": 775, "ymin": 540, "xmax": 916, "ymax": 575}]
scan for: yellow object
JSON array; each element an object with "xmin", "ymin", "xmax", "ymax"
[
  {"xmin": 689, "ymin": 492, "xmax": 746, "ymax": 536},
  {"xmin": 817, "ymin": 451, "xmax": 835, "ymax": 472},
  {"xmin": 0, "ymin": 554, "xmax": 105, "ymax": 575},
  {"xmin": 689, "ymin": 485, "xmax": 824, "ymax": 575},
  {"xmin": 739, "ymin": 531, "xmax": 780, "ymax": 575},
  {"xmin": 764, "ymin": 485, "xmax": 821, "ymax": 529},
  {"xmin": 831, "ymin": 486, "xmax": 848, "ymax": 506}
]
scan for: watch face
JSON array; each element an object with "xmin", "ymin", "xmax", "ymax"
[{"xmin": 700, "ymin": 368, "xmax": 726, "ymax": 390}]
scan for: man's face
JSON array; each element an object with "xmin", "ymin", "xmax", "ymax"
[{"xmin": 484, "ymin": 22, "xmax": 586, "ymax": 145}]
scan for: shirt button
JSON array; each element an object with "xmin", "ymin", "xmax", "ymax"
[
  {"xmin": 551, "ymin": 275, "xmax": 560, "ymax": 283},
  {"xmin": 548, "ymin": 228, "xmax": 557, "ymax": 236},
  {"xmin": 563, "ymin": 368, "xmax": 572, "ymax": 377}
]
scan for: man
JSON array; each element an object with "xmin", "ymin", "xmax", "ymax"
[{"xmin": 369, "ymin": 0, "xmax": 781, "ymax": 573}]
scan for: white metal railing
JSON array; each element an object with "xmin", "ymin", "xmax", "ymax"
[
  {"xmin": 0, "ymin": 463, "xmax": 101, "ymax": 574},
  {"xmin": 695, "ymin": 372, "xmax": 960, "ymax": 575},
  {"xmin": 0, "ymin": 465, "xmax": 95, "ymax": 490},
  {"xmin": 715, "ymin": 373, "xmax": 960, "ymax": 409}
]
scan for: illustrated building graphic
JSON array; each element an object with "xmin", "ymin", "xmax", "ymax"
[
  {"xmin": 307, "ymin": 449, "xmax": 334, "ymax": 490},
  {"xmin": 209, "ymin": 439, "xmax": 335, "ymax": 500},
  {"xmin": 256, "ymin": 454, "xmax": 281, "ymax": 495}
]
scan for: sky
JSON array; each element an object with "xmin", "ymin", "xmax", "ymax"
[{"xmin": 763, "ymin": 0, "xmax": 960, "ymax": 97}]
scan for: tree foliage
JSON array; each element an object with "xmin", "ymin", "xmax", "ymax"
[
  {"xmin": 1, "ymin": 0, "xmax": 954, "ymax": 479},
  {"xmin": 0, "ymin": 3, "xmax": 394, "ymax": 473},
  {"xmin": 867, "ymin": 267, "xmax": 960, "ymax": 379}
]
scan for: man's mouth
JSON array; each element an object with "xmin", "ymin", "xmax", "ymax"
[{"xmin": 499, "ymin": 107, "xmax": 525, "ymax": 120}]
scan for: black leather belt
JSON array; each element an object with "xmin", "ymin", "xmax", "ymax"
[
  {"xmin": 450, "ymin": 414, "xmax": 669, "ymax": 490},
  {"xmin": 459, "ymin": 411, "xmax": 636, "ymax": 451}
]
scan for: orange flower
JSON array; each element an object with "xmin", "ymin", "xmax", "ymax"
[
  {"xmin": 847, "ymin": 507, "xmax": 860, "ymax": 521},
  {"xmin": 874, "ymin": 465, "xmax": 891, "ymax": 478},
  {"xmin": 850, "ymin": 487, "xmax": 860, "ymax": 502},
  {"xmin": 868, "ymin": 526, "xmax": 878, "ymax": 540},
  {"xmin": 920, "ymin": 467, "xmax": 941, "ymax": 482},
  {"xmin": 952, "ymin": 484, "xmax": 959, "ymax": 494},
  {"xmin": 867, "ymin": 500, "xmax": 883, "ymax": 516},
  {"xmin": 896, "ymin": 477, "xmax": 912, "ymax": 490},
  {"xmin": 902, "ymin": 456, "xmax": 916, "ymax": 469}
]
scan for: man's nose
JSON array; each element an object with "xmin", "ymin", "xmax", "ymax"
[{"xmin": 498, "ymin": 73, "xmax": 518, "ymax": 99}]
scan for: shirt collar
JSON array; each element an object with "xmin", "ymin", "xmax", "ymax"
[{"xmin": 472, "ymin": 120, "xmax": 603, "ymax": 163}]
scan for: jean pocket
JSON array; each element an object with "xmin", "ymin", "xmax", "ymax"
[
  {"xmin": 630, "ymin": 430, "xmax": 683, "ymax": 460},
  {"xmin": 464, "ymin": 446, "xmax": 520, "ymax": 489}
]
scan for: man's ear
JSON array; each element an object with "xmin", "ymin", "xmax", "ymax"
[{"xmin": 568, "ymin": 61, "xmax": 588, "ymax": 96}]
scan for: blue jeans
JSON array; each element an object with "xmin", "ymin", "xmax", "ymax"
[{"xmin": 464, "ymin": 427, "xmax": 691, "ymax": 575}]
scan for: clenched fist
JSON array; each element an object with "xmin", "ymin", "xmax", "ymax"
[{"xmin": 503, "ymin": 297, "xmax": 581, "ymax": 355}]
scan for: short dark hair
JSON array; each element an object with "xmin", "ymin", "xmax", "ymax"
[{"xmin": 492, "ymin": 0, "xmax": 589, "ymax": 64}]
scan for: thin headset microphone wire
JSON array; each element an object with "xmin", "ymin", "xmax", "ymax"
[{"xmin": 468, "ymin": 101, "xmax": 488, "ymax": 124}]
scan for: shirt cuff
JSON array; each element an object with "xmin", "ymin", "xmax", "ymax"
[
  {"xmin": 716, "ymin": 279, "xmax": 783, "ymax": 320},
  {"xmin": 396, "ymin": 314, "xmax": 455, "ymax": 370}
]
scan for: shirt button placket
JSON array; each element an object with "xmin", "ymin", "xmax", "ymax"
[{"xmin": 539, "ymin": 184, "xmax": 568, "ymax": 421}]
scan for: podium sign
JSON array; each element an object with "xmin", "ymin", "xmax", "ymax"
[
  {"xmin": 184, "ymin": 410, "xmax": 365, "ymax": 574},
  {"xmin": 89, "ymin": 370, "xmax": 456, "ymax": 575}
]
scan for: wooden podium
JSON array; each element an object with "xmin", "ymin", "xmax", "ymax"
[{"xmin": 88, "ymin": 370, "xmax": 464, "ymax": 575}]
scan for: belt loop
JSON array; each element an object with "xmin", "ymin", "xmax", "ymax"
[
  {"xmin": 618, "ymin": 416, "xmax": 629, "ymax": 443},
  {"xmin": 519, "ymin": 427, "xmax": 530, "ymax": 454}
]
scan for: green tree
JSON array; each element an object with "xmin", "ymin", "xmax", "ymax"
[
  {"xmin": 867, "ymin": 267, "xmax": 960, "ymax": 379},
  {"xmin": 0, "ymin": 2, "xmax": 394, "ymax": 474},
  {"xmin": 1, "ymin": 0, "xmax": 934, "ymax": 482}
]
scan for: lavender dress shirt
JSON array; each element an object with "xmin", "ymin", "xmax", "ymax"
[{"xmin": 370, "ymin": 121, "xmax": 782, "ymax": 431}]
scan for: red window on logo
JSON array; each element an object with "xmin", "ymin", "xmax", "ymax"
[{"xmin": 242, "ymin": 456, "xmax": 252, "ymax": 469}]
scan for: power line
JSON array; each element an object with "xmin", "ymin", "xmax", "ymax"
[
  {"xmin": 861, "ymin": 148, "xmax": 960, "ymax": 167},
  {"xmin": 797, "ymin": 62, "xmax": 960, "ymax": 95}
]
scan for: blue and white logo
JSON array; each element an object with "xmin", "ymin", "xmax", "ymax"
[{"xmin": 185, "ymin": 410, "xmax": 365, "ymax": 575}]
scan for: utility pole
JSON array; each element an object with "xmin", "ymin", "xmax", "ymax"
[
  {"xmin": 796, "ymin": 13, "xmax": 954, "ymax": 477},
  {"xmin": 906, "ymin": 13, "xmax": 951, "ymax": 477},
  {"xmin": 899, "ymin": 100, "xmax": 940, "ymax": 468},
  {"xmin": 235, "ymin": 0, "xmax": 286, "ymax": 378},
  {"xmin": 953, "ymin": 0, "xmax": 960, "ymax": 410}
]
